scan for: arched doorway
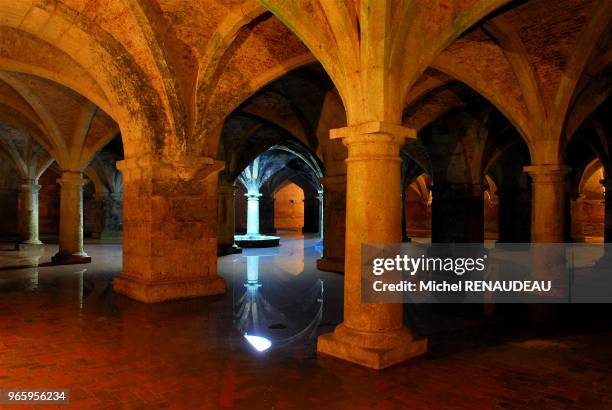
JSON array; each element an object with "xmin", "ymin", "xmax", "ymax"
[
  {"xmin": 573, "ymin": 159, "xmax": 605, "ymax": 242},
  {"xmin": 274, "ymin": 182, "xmax": 305, "ymax": 233}
]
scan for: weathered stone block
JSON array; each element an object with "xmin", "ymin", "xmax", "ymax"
[{"xmin": 113, "ymin": 155, "xmax": 225, "ymax": 303}]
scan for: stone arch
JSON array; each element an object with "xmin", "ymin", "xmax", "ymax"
[
  {"xmin": 424, "ymin": 62, "xmax": 537, "ymax": 161},
  {"xmin": 579, "ymin": 158, "xmax": 605, "ymax": 196},
  {"xmin": 0, "ymin": 3, "xmax": 173, "ymax": 157}
]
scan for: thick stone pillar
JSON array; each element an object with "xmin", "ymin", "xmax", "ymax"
[
  {"xmin": 524, "ymin": 165, "xmax": 569, "ymax": 322},
  {"xmin": 497, "ymin": 188, "xmax": 532, "ymax": 243},
  {"xmin": 52, "ymin": 172, "xmax": 91, "ymax": 264},
  {"xmin": 602, "ymin": 179, "xmax": 612, "ymax": 243},
  {"xmin": 246, "ymin": 191, "xmax": 262, "ymax": 236},
  {"xmin": 113, "ymin": 155, "xmax": 225, "ymax": 303},
  {"xmin": 317, "ymin": 122, "xmax": 427, "ymax": 369},
  {"xmin": 431, "ymin": 183, "xmax": 485, "ymax": 243},
  {"xmin": 524, "ymin": 165, "xmax": 570, "ymax": 242},
  {"xmin": 316, "ymin": 175, "xmax": 346, "ymax": 273},
  {"xmin": 217, "ymin": 179, "xmax": 241, "ymax": 255},
  {"xmin": 15, "ymin": 179, "xmax": 43, "ymax": 251}
]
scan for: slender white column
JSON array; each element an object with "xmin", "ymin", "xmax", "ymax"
[
  {"xmin": 246, "ymin": 191, "xmax": 262, "ymax": 237},
  {"xmin": 246, "ymin": 255, "xmax": 260, "ymax": 284}
]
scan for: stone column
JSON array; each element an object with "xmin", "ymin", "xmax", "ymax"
[
  {"xmin": 524, "ymin": 165, "xmax": 569, "ymax": 319},
  {"xmin": 15, "ymin": 179, "xmax": 43, "ymax": 251},
  {"xmin": 316, "ymin": 175, "xmax": 346, "ymax": 273},
  {"xmin": 601, "ymin": 179, "xmax": 612, "ymax": 243},
  {"xmin": 246, "ymin": 191, "xmax": 262, "ymax": 236},
  {"xmin": 524, "ymin": 165, "xmax": 570, "ymax": 242},
  {"xmin": 217, "ymin": 179, "xmax": 241, "ymax": 255},
  {"xmin": 431, "ymin": 182, "xmax": 485, "ymax": 243},
  {"xmin": 51, "ymin": 172, "xmax": 91, "ymax": 264},
  {"xmin": 113, "ymin": 155, "xmax": 225, "ymax": 303},
  {"xmin": 317, "ymin": 122, "xmax": 427, "ymax": 369}
]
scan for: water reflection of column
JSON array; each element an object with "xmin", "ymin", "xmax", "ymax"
[
  {"xmin": 242, "ymin": 255, "xmax": 270, "ymax": 351},
  {"xmin": 77, "ymin": 269, "xmax": 86, "ymax": 310},
  {"xmin": 20, "ymin": 254, "xmax": 42, "ymax": 291},
  {"xmin": 29, "ymin": 269, "xmax": 39, "ymax": 290},
  {"xmin": 246, "ymin": 255, "xmax": 260, "ymax": 285}
]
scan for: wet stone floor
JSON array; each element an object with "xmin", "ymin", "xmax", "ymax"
[{"xmin": 0, "ymin": 236, "xmax": 612, "ymax": 409}]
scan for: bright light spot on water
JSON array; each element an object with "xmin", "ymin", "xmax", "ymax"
[{"xmin": 244, "ymin": 333, "xmax": 272, "ymax": 352}]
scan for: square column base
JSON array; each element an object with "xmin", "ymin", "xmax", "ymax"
[
  {"xmin": 113, "ymin": 274, "xmax": 226, "ymax": 303},
  {"xmin": 316, "ymin": 257, "xmax": 345, "ymax": 273},
  {"xmin": 15, "ymin": 242, "xmax": 44, "ymax": 252},
  {"xmin": 317, "ymin": 324, "xmax": 427, "ymax": 369},
  {"xmin": 51, "ymin": 252, "xmax": 91, "ymax": 265}
]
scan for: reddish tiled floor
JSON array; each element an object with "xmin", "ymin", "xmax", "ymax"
[{"xmin": 0, "ymin": 237, "xmax": 611, "ymax": 409}]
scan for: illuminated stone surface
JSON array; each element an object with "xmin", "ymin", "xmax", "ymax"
[
  {"xmin": 317, "ymin": 123, "xmax": 427, "ymax": 369},
  {"xmin": 112, "ymin": 155, "xmax": 226, "ymax": 303},
  {"xmin": 0, "ymin": 0, "xmax": 609, "ymax": 373}
]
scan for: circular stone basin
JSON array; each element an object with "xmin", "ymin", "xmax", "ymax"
[{"xmin": 234, "ymin": 235, "xmax": 280, "ymax": 248}]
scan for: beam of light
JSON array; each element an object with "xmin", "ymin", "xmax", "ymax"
[{"xmin": 244, "ymin": 333, "xmax": 272, "ymax": 352}]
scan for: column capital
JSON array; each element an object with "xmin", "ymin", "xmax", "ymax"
[
  {"xmin": 56, "ymin": 171, "xmax": 88, "ymax": 187},
  {"xmin": 600, "ymin": 179, "xmax": 612, "ymax": 191},
  {"xmin": 330, "ymin": 122, "xmax": 416, "ymax": 161},
  {"xmin": 524, "ymin": 164, "xmax": 570, "ymax": 183},
  {"xmin": 19, "ymin": 180, "xmax": 41, "ymax": 193},
  {"xmin": 330, "ymin": 122, "xmax": 416, "ymax": 147},
  {"xmin": 117, "ymin": 154, "xmax": 224, "ymax": 181},
  {"xmin": 245, "ymin": 192, "xmax": 262, "ymax": 200}
]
